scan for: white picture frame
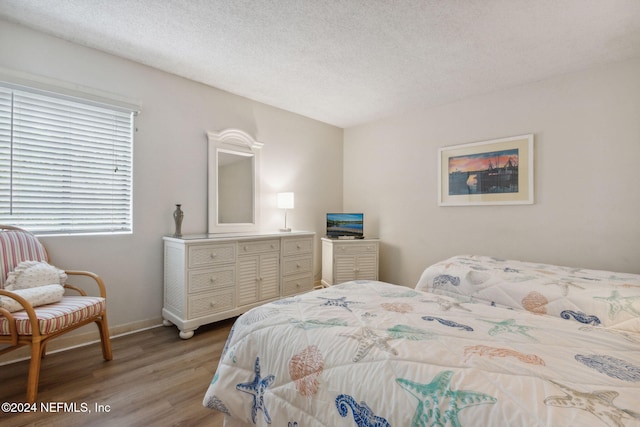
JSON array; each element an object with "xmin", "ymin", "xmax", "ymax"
[{"xmin": 438, "ymin": 134, "xmax": 534, "ymax": 206}]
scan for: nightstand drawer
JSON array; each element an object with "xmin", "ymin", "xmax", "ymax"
[
  {"xmin": 188, "ymin": 244, "xmax": 236, "ymax": 268},
  {"xmin": 282, "ymin": 237, "xmax": 313, "ymax": 256},
  {"xmin": 335, "ymin": 243, "xmax": 378, "ymax": 254},
  {"xmin": 238, "ymin": 239, "xmax": 280, "ymax": 255},
  {"xmin": 282, "ymin": 274, "xmax": 313, "ymax": 296},
  {"xmin": 188, "ymin": 289, "xmax": 235, "ymax": 319},
  {"xmin": 188, "ymin": 266, "xmax": 235, "ymax": 293},
  {"xmin": 282, "ymin": 255, "xmax": 313, "ymax": 276}
]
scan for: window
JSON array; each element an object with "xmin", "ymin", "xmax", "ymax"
[{"xmin": 0, "ymin": 83, "xmax": 135, "ymax": 235}]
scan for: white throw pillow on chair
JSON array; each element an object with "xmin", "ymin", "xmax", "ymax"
[
  {"xmin": 4, "ymin": 261, "xmax": 67, "ymax": 291},
  {"xmin": 0, "ymin": 284, "xmax": 66, "ymax": 312}
]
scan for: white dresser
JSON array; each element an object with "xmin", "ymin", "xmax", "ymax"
[
  {"xmin": 163, "ymin": 231, "xmax": 314, "ymax": 338},
  {"xmin": 321, "ymin": 237, "xmax": 379, "ymax": 286}
]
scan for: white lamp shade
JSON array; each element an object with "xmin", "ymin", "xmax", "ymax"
[{"xmin": 277, "ymin": 192, "xmax": 294, "ymax": 209}]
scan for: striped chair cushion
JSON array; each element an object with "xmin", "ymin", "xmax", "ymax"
[
  {"xmin": 0, "ymin": 296, "xmax": 105, "ymax": 335},
  {"xmin": 0, "ymin": 230, "xmax": 48, "ymax": 289}
]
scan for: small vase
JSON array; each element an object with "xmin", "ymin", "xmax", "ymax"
[{"xmin": 173, "ymin": 204, "xmax": 184, "ymax": 237}]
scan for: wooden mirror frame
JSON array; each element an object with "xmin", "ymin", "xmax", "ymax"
[{"xmin": 207, "ymin": 129, "xmax": 263, "ymax": 233}]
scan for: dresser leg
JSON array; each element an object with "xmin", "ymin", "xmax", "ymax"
[{"xmin": 179, "ymin": 329, "xmax": 195, "ymax": 340}]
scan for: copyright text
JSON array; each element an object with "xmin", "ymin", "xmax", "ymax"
[{"xmin": 2, "ymin": 401, "xmax": 111, "ymax": 414}]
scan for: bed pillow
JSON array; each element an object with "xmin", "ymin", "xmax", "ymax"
[
  {"xmin": 0, "ymin": 284, "xmax": 65, "ymax": 312},
  {"xmin": 416, "ymin": 255, "xmax": 640, "ymax": 333},
  {"xmin": 4, "ymin": 261, "xmax": 67, "ymax": 291}
]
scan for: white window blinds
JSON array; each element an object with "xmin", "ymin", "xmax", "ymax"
[{"xmin": 0, "ymin": 84, "xmax": 135, "ymax": 235}]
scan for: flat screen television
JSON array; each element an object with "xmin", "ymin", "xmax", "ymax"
[{"xmin": 326, "ymin": 213, "xmax": 364, "ymax": 238}]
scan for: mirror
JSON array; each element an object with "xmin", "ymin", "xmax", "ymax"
[
  {"xmin": 207, "ymin": 129, "xmax": 263, "ymax": 233},
  {"xmin": 217, "ymin": 151, "xmax": 253, "ymax": 224}
]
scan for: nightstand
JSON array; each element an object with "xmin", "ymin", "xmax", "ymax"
[{"xmin": 321, "ymin": 237, "xmax": 379, "ymax": 286}]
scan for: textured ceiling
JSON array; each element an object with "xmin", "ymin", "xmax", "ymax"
[{"xmin": 1, "ymin": 0, "xmax": 640, "ymax": 128}]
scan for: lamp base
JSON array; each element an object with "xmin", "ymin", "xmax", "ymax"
[{"xmin": 280, "ymin": 227, "xmax": 292, "ymax": 232}]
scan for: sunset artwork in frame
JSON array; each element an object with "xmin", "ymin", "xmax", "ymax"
[{"xmin": 438, "ymin": 134, "xmax": 534, "ymax": 206}]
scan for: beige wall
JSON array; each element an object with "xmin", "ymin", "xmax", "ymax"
[
  {"xmin": 344, "ymin": 58, "xmax": 640, "ymax": 287},
  {"xmin": 0, "ymin": 20, "xmax": 344, "ymax": 348}
]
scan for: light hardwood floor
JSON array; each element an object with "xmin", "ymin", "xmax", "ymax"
[{"xmin": 1, "ymin": 319, "xmax": 235, "ymax": 427}]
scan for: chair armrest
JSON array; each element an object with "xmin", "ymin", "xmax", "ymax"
[
  {"xmin": 0, "ymin": 289, "xmax": 42, "ymax": 341},
  {"xmin": 0, "ymin": 304, "xmax": 19, "ymax": 346},
  {"xmin": 64, "ymin": 270, "xmax": 107, "ymax": 298}
]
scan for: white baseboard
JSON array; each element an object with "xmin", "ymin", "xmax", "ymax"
[{"xmin": 0, "ymin": 317, "xmax": 163, "ymax": 366}]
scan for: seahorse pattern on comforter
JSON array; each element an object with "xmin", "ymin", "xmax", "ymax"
[
  {"xmin": 203, "ymin": 279, "xmax": 640, "ymax": 426},
  {"xmin": 416, "ymin": 255, "xmax": 640, "ymax": 332}
]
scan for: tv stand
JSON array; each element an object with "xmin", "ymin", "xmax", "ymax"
[{"xmin": 321, "ymin": 237, "xmax": 379, "ymax": 286}]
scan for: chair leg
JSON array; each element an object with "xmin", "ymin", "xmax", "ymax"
[
  {"xmin": 26, "ymin": 340, "xmax": 43, "ymax": 403},
  {"xmin": 96, "ymin": 315, "xmax": 113, "ymax": 361}
]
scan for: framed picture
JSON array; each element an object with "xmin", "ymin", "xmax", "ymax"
[{"xmin": 438, "ymin": 134, "xmax": 534, "ymax": 206}]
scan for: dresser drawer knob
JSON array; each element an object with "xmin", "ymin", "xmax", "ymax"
[
  {"xmin": 210, "ymin": 277, "xmax": 217, "ymax": 283},
  {"xmin": 210, "ymin": 253, "xmax": 217, "ymax": 259},
  {"xmin": 210, "ymin": 301, "xmax": 216, "ymax": 307}
]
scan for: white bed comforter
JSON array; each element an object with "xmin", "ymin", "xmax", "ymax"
[
  {"xmin": 416, "ymin": 255, "xmax": 640, "ymax": 332},
  {"xmin": 204, "ymin": 280, "xmax": 640, "ymax": 427}
]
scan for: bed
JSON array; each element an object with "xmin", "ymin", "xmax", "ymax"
[{"xmin": 203, "ymin": 255, "xmax": 640, "ymax": 427}]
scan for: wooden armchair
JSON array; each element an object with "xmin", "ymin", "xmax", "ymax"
[{"xmin": 0, "ymin": 225, "xmax": 112, "ymax": 402}]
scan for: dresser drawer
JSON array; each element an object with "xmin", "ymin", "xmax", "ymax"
[
  {"xmin": 238, "ymin": 239, "xmax": 280, "ymax": 255},
  {"xmin": 282, "ymin": 255, "xmax": 313, "ymax": 276},
  {"xmin": 282, "ymin": 237, "xmax": 313, "ymax": 256},
  {"xmin": 188, "ymin": 244, "xmax": 236, "ymax": 268},
  {"xmin": 188, "ymin": 289, "xmax": 235, "ymax": 319},
  {"xmin": 188, "ymin": 266, "xmax": 235, "ymax": 293},
  {"xmin": 334, "ymin": 243, "xmax": 378, "ymax": 254},
  {"xmin": 282, "ymin": 274, "xmax": 314, "ymax": 296}
]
